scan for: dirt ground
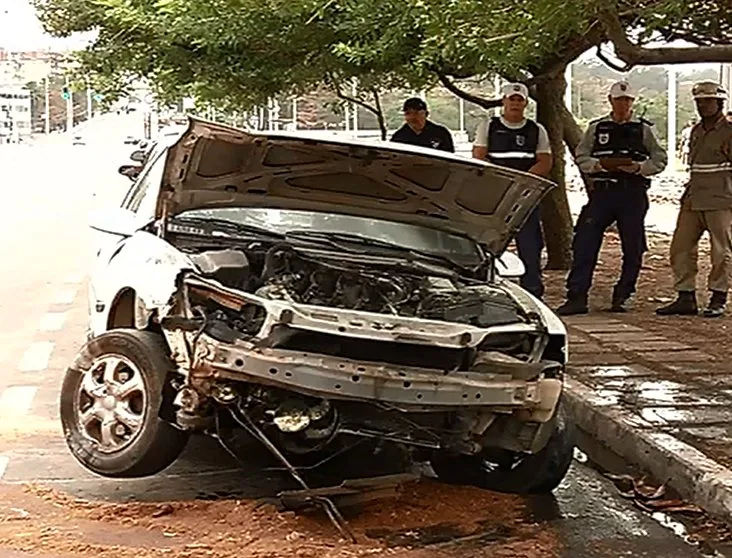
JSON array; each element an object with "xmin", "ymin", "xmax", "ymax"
[{"xmin": 0, "ymin": 480, "xmax": 561, "ymax": 558}]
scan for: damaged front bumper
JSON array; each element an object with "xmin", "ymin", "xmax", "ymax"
[
  {"xmin": 191, "ymin": 335, "xmax": 562, "ymax": 415},
  {"xmin": 163, "ymin": 273, "xmax": 565, "ymax": 424}
]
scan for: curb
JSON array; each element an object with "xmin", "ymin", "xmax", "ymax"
[{"xmin": 564, "ymin": 377, "xmax": 732, "ymax": 521}]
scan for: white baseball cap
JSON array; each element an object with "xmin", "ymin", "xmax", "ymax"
[
  {"xmin": 502, "ymin": 83, "xmax": 529, "ymax": 100},
  {"xmin": 610, "ymin": 81, "xmax": 635, "ymax": 99}
]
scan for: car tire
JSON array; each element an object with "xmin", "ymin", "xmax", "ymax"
[
  {"xmin": 60, "ymin": 329, "xmax": 189, "ymax": 478},
  {"xmin": 429, "ymin": 401, "xmax": 575, "ymax": 495}
]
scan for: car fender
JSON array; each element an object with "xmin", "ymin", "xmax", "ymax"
[{"xmin": 90, "ymin": 232, "xmax": 195, "ymax": 336}]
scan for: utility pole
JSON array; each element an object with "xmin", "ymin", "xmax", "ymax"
[
  {"xmin": 351, "ymin": 80, "xmax": 358, "ymax": 133},
  {"xmin": 43, "ymin": 76, "xmax": 50, "ymax": 134},
  {"xmin": 564, "ymin": 63, "xmax": 573, "ymax": 112},
  {"xmin": 667, "ymin": 66, "xmax": 677, "ymax": 168},
  {"xmin": 86, "ymin": 85, "xmax": 93, "ymax": 121},
  {"xmin": 721, "ymin": 63, "xmax": 732, "ymax": 97},
  {"xmin": 459, "ymin": 97, "xmax": 465, "ymax": 132},
  {"xmin": 291, "ymin": 96, "xmax": 298, "ymax": 130},
  {"xmin": 493, "ymin": 75, "xmax": 501, "ymax": 117},
  {"xmin": 64, "ymin": 75, "xmax": 73, "ymax": 132}
]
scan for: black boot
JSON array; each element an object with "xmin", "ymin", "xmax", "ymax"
[
  {"xmin": 655, "ymin": 291, "xmax": 698, "ymax": 316},
  {"xmin": 609, "ymin": 295, "xmax": 629, "ymax": 313},
  {"xmin": 556, "ymin": 293, "xmax": 589, "ymax": 316},
  {"xmin": 703, "ymin": 291, "xmax": 727, "ymax": 318}
]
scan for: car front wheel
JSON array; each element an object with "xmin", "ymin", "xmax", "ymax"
[
  {"xmin": 60, "ymin": 330, "xmax": 189, "ymax": 478},
  {"xmin": 430, "ymin": 401, "xmax": 575, "ymax": 494}
]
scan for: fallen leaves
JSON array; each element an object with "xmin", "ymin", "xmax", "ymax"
[{"xmin": 604, "ymin": 473, "xmax": 703, "ymax": 515}]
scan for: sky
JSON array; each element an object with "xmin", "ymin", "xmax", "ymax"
[{"xmin": 0, "ymin": 0, "xmax": 90, "ymax": 50}]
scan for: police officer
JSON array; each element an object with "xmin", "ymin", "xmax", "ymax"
[
  {"xmin": 472, "ymin": 82, "xmax": 552, "ymax": 299},
  {"xmin": 557, "ymin": 81, "xmax": 667, "ymax": 315},
  {"xmin": 657, "ymin": 82, "xmax": 732, "ymax": 318},
  {"xmin": 390, "ymin": 97, "xmax": 455, "ymax": 152}
]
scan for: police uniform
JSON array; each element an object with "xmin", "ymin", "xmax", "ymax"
[
  {"xmin": 558, "ymin": 81, "xmax": 667, "ymax": 314},
  {"xmin": 474, "ymin": 113, "xmax": 552, "ymax": 298},
  {"xmin": 657, "ymin": 81, "xmax": 732, "ymax": 317},
  {"xmin": 391, "ymin": 97, "xmax": 455, "ymax": 153},
  {"xmin": 391, "ymin": 120, "xmax": 455, "ymax": 152}
]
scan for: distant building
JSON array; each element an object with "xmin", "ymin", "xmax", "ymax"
[
  {"xmin": 0, "ymin": 85, "xmax": 32, "ymax": 144},
  {"xmin": 0, "ymin": 48, "xmax": 66, "ymax": 85}
]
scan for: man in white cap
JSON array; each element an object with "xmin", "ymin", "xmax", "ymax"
[
  {"xmin": 556, "ymin": 80, "xmax": 667, "ymax": 315},
  {"xmin": 472, "ymin": 82, "xmax": 552, "ymax": 299},
  {"xmin": 657, "ymin": 81, "xmax": 732, "ymax": 317}
]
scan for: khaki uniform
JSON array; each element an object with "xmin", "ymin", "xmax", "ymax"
[{"xmin": 670, "ymin": 115, "xmax": 732, "ymax": 292}]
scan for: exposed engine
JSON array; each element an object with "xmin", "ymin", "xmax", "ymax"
[{"xmin": 187, "ymin": 242, "xmax": 526, "ymax": 328}]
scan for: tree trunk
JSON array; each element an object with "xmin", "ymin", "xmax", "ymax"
[
  {"xmin": 371, "ymin": 89, "xmax": 387, "ymax": 140},
  {"xmin": 534, "ymin": 70, "xmax": 573, "ymax": 270}
]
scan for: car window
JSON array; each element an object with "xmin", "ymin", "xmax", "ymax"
[{"xmin": 121, "ymin": 150, "xmax": 167, "ymax": 214}]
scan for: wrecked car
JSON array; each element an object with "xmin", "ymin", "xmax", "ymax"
[{"xmin": 61, "ymin": 118, "xmax": 574, "ymax": 496}]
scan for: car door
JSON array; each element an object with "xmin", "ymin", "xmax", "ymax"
[{"xmin": 87, "ymin": 149, "xmax": 168, "ymax": 335}]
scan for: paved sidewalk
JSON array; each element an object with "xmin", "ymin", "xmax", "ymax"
[{"xmin": 563, "ymin": 314, "xmax": 732, "ymax": 520}]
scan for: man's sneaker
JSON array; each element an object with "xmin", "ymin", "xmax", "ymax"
[
  {"xmin": 703, "ymin": 290, "xmax": 727, "ymax": 318},
  {"xmin": 556, "ymin": 295, "xmax": 589, "ymax": 316},
  {"xmin": 655, "ymin": 291, "xmax": 698, "ymax": 316}
]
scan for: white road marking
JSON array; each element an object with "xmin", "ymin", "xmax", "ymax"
[
  {"xmin": 39, "ymin": 312, "xmax": 67, "ymax": 332},
  {"xmin": 64, "ymin": 272, "xmax": 85, "ymax": 284},
  {"xmin": 18, "ymin": 342, "xmax": 54, "ymax": 372},
  {"xmin": 53, "ymin": 288, "xmax": 78, "ymax": 305},
  {"xmin": 0, "ymin": 386, "xmax": 37, "ymax": 416},
  {"xmin": 0, "ymin": 456, "xmax": 8, "ymax": 480}
]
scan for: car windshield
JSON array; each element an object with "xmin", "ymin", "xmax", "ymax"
[{"xmin": 177, "ymin": 207, "xmax": 483, "ymax": 264}]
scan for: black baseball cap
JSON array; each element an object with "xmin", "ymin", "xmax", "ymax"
[{"xmin": 403, "ymin": 97, "xmax": 428, "ymax": 112}]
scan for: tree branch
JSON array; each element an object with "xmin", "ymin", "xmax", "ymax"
[
  {"xmin": 602, "ymin": 10, "xmax": 732, "ymax": 67},
  {"xmin": 435, "ymin": 71, "xmax": 502, "ymax": 109},
  {"xmin": 326, "ymin": 74, "xmax": 379, "ymax": 115},
  {"xmin": 325, "ymin": 74, "xmax": 387, "ymax": 139}
]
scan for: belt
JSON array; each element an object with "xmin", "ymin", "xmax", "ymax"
[{"xmin": 592, "ymin": 177, "xmax": 648, "ymax": 191}]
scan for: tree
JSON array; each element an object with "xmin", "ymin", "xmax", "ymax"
[{"xmin": 33, "ymin": 0, "xmax": 732, "ymax": 268}]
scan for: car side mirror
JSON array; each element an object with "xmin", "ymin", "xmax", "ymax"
[
  {"xmin": 88, "ymin": 208, "xmax": 138, "ymax": 237},
  {"xmin": 118, "ymin": 164, "xmax": 140, "ymax": 181},
  {"xmin": 130, "ymin": 149, "xmax": 146, "ymax": 163}
]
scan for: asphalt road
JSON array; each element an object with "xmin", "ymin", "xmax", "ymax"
[{"xmin": 0, "ymin": 118, "xmax": 723, "ymax": 558}]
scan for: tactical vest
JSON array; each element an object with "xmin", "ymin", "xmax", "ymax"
[
  {"xmin": 590, "ymin": 119, "xmax": 651, "ymax": 185},
  {"xmin": 487, "ymin": 117, "xmax": 539, "ymax": 172}
]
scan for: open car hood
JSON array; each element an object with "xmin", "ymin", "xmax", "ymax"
[{"xmin": 160, "ymin": 118, "xmax": 556, "ymax": 255}]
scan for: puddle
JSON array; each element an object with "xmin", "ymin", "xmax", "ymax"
[
  {"xmin": 586, "ymin": 366, "xmax": 644, "ymax": 378},
  {"xmin": 640, "ymin": 407, "xmax": 732, "ymax": 426},
  {"xmin": 638, "ymin": 381, "xmax": 680, "ymax": 404},
  {"xmin": 592, "ymin": 389, "xmax": 621, "ymax": 405}
]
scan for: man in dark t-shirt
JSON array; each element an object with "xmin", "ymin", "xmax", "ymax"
[{"xmin": 390, "ymin": 97, "xmax": 455, "ymax": 153}]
